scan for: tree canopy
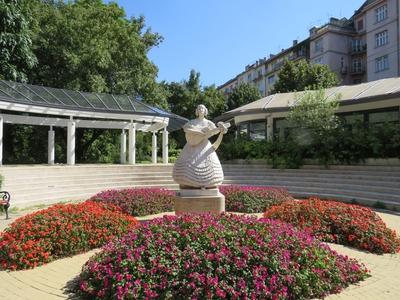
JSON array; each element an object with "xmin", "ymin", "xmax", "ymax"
[
  {"xmin": 272, "ymin": 59, "xmax": 339, "ymax": 93},
  {"xmin": 25, "ymin": 0, "xmax": 167, "ymax": 107},
  {"xmin": 288, "ymin": 89, "xmax": 340, "ymax": 136},
  {"xmin": 164, "ymin": 69, "xmax": 225, "ymax": 119},
  {"xmin": 226, "ymin": 82, "xmax": 261, "ymax": 111},
  {"xmin": 0, "ymin": 0, "xmax": 37, "ymax": 81}
]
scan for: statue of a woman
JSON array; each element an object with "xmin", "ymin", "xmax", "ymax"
[{"xmin": 173, "ymin": 104, "xmax": 229, "ymax": 189}]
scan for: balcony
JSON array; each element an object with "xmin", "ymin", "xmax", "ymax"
[
  {"xmin": 252, "ymin": 73, "xmax": 263, "ymax": 82},
  {"xmin": 350, "ymin": 66, "xmax": 366, "ymax": 75},
  {"xmin": 350, "ymin": 43, "xmax": 367, "ymax": 55},
  {"xmin": 272, "ymin": 61, "xmax": 284, "ymax": 71},
  {"xmin": 289, "ymin": 52, "xmax": 307, "ymax": 61}
]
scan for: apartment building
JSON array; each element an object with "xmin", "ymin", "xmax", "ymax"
[
  {"xmin": 219, "ymin": 0, "xmax": 400, "ymax": 97},
  {"xmin": 220, "ymin": 39, "xmax": 309, "ymax": 98}
]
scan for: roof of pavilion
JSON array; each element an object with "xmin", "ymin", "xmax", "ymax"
[
  {"xmin": 215, "ymin": 77, "xmax": 400, "ymax": 122},
  {"xmin": 0, "ymin": 80, "xmax": 187, "ymax": 131}
]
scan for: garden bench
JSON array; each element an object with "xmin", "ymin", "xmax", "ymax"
[{"xmin": 0, "ymin": 191, "xmax": 10, "ymax": 219}]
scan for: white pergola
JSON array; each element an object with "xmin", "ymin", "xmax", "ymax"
[{"xmin": 0, "ymin": 80, "xmax": 187, "ymax": 166}]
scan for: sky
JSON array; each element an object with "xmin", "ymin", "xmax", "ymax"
[{"xmin": 110, "ymin": 0, "xmax": 366, "ymax": 87}]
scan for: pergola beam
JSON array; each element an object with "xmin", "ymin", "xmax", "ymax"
[
  {"xmin": 0, "ymin": 100, "xmax": 169, "ymax": 126},
  {"xmin": 0, "ymin": 113, "xmax": 162, "ymax": 132}
]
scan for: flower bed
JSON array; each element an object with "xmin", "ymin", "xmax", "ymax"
[
  {"xmin": 77, "ymin": 214, "xmax": 368, "ymax": 299},
  {"xmin": 264, "ymin": 198, "xmax": 400, "ymax": 254},
  {"xmin": 91, "ymin": 186, "xmax": 293, "ymax": 216},
  {"xmin": 90, "ymin": 188, "xmax": 175, "ymax": 217},
  {"xmin": 0, "ymin": 201, "xmax": 138, "ymax": 270},
  {"xmin": 221, "ymin": 185, "xmax": 294, "ymax": 213}
]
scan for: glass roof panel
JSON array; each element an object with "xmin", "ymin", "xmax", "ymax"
[
  {"xmin": 113, "ymin": 94, "xmax": 135, "ymax": 111},
  {"xmin": 0, "ymin": 81, "xmax": 30, "ymax": 102},
  {"xmin": 12, "ymin": 82, "xmax": 47, "ymax": 104},
  {"xmin": 97, "ymin": 94, "xmax": 121, "ymax": 110},
  {"xmin": 44, "ymin": 87, "xmax": 76, "ymax": 106},
  {"xmin": 81, "ymin": 92, "xmax": 107, "ymax": 109},
  {"xmin": 0, "ymin": 80, "xmax": 188, "ymax": 131},
  {"xmin": 62, "ymin": 90, "xmax": 92, "ymax": 108},
  {"xmin": 0, "ymin": 88, "xmax": 11, "ymax": 98},
  {"xmin": 129, "ymin": 97, "xmax": 154, "ymax": 113},
  {"xmin": 27, "ymin": 85, "xmax": 63, "ymax": 105}
]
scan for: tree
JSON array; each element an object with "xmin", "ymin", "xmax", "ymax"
[
  {"xmin": 12, "ymin": 0, "xmax": 169, "ymax": 163},
  {"xmin": 273, "ymin": 59, "xmax": 339, "ymax": 93},
  {"xmin": 26, "ymin": 0, "xmax": 166, "ymax": 107},
  {"xmin": 288, "ymin": 89, "xmax": 341, "ymax": 164},
  {"xmin": 164, "ymin": 69, "xmax": 225, "ymax": 119},
  {"xmin": 288, "ymin": 89, "xmax": 340, "ymax": 134},
  {"xmin": 226, "ymin": 83, "xmax": 261, "ymax": 111},
  {"xmin": 0, "ymin": 0, "xmax": 37, "ymax": 81}
]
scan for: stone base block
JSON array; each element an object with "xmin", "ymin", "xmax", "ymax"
[{"xmin": 175, "ymin": 191, "xmax": 225, "ymax": 215}]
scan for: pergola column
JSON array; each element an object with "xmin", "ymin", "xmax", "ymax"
[
  {"xmin": 48, "ymin": 126, "xmax": 55, "ymax": 165},
  {"xmin": 67, "ymin": 118, "xmax": 76, "ymax": 165},
  {"xmin": 120, "ymin": 129, "xmax": 126, "ymax": 164},
  {"xmin": 128, "ymin": 123, "xmax": 136, "ymax": 165},
  {"xmin": 267, "ymin": 116, "xmax": 274, "ymax": 141},
  {"xmin": 162, "ymin": 127, "xmax": 168, "ymax": 164},
  {"xmin": 0, "ymin": 115, "xmax": 3, "ymax": 166},
  {"xmin": 152, "ymin": 131, "xmax": 157, "ymax": 164}
]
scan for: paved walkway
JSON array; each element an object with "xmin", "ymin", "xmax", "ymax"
[{"xmin": 0, "ymin": 210, "xmax": 399, "ymax": 299}]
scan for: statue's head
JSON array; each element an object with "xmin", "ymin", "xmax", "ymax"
[{"xmin": 195, "ymin": 104, "xmax": 208, "ymax": 117}]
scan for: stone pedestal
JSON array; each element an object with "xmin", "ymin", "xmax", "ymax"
[{"xmin": 174, "ymin": 188, "xmax": 225, "ymax": 215}]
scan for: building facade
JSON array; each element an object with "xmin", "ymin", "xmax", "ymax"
[
  {"xmin": 216, "ymin": 77, "xmax": 400, "ymax": 142},
  {"xmin": 219, "ymin": 0, "xmax": 400, "ymax": 96}
]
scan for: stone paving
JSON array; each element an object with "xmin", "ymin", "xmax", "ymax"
[{"xmin": 0, "ymin": 210, "xmax": 399, "ymax": 299}]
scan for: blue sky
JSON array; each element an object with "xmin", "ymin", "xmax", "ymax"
[{"xmin": 111, "ymin": 0, "xmax": 366, "ymax": 87}]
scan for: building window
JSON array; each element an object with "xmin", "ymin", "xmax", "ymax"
[
  {"xmin": 375, "ymin": 30, "xmax": 389, "ymax": 47},
  {"xmin": 375, "ymin": 55, "xmax": 389, "ymax": 72},
  {"xmin": 375, "ymin": 4, "xmax": 388, "ymax": 23},
  {"xmin": 268, "ymin": 75, "xmax": 275, "ymax": 85},
  {"xmin": 357, "ymin": 19, "xmax": 364, "ymax": 31},
  {"xmin": 351, "ymin": 39, "xmax": 365, "ymax": 52},
  {"xmin": 247, "ymin": 73, "xmax": 252, "ymax": 82},
  {"xmin": 314, "ymin": 39, "xmax": 323, "ymax": 53},
  {"xmin": 238, "ymin": 123, "xmax": 248, "ymax": 138},
  {"xmin": 369, "ymin": 110, "xmax": 399, "ymax": 125},
  {"xmin": 352, "ymin": 58, "xmax": 362, "ymax": 73},
  {"xmin": 249, "ymin": 121, "xmax": 266, "ymax": 141}
]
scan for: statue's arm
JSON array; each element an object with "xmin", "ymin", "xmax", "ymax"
[
  {"xmin": 212, "ymin": 131, "xmax": 224, "ymax": 150},
  {"xmin": 212, "ymin": 122, "xmax": 230, "ymax": 150}
]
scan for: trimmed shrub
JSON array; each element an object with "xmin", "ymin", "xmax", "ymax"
[
  {"xmin": 77, "ymin": 214, "xmax": 369, "ymax": 299},
  {"xmin": 90, "ymin": 188, "xmax": 175, "ymax": 217},
  {"xmin": 221, "ymin": 185, "xmax": 294, "ymax": 213},
  {"xmin": 265, "ymin": 198, "xmax": 400, "ymax": 254},
  {"xmin": 0, "ymin": 201, "xmax": 138, "ymax": 270}
]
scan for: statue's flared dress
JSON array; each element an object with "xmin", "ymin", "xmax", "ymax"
[{"xmin": 173, "ymin": 119, "xmax": 224, "ymax": 188}]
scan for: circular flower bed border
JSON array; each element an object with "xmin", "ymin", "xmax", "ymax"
[
  {"xmin": 265, "ymin": 197, "xmax": 400, "ymax": 254},
  {"xmin": 0, "ymin": 201, "xmax": 139, "ymax": 270},
  {"xmin": 77, "ymin": 214, "xmax": 369, "ymax": 299}
]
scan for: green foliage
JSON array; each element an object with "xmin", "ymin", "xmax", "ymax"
[
  {"xmin": 219, "ymin": 137, "xmax": 305, "ymax": 169},
  {"xmin": 164, "ymin": 69, "xmax": 225, "ymax": 119},
  {"xmin": 26, "ymin": 0, "xmax": 166, "ymax": 107},
  {"xmin": 273, "ymin": 59, "xmax": 339, "ymax": 93},
  {"xmin": 222, "ymin": 120, "xmax": 400, "ymax": 168},
  {"xmin": 226, "ymin": 82, "xmax": 261, "ymax": 111},
  {"xmin": 3, "ymin": 124, "xmax": 48, "ymax": 164},
  {"xmin": 3, "ymin": 0, "xmax": 172, "ymax": 164},
  {"xmin": 0, "ymin": 0, "xmax": 37, "ymax": 81},
  {"xmin": 288, "ymin": 89, "xmax": 340, "ymax": 165},
  {"xmin": 288, "ymin": 89, "xmax": 340, "ymax": 134}
]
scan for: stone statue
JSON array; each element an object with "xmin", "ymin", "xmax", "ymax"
[{"xmin": 173, "ymin": 104, "xmax": 230, "ymax": 189}]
